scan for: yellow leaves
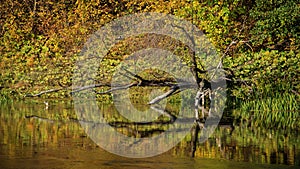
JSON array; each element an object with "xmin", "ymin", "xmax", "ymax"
[
  {"xmin": 26, "ymin": 56, "xmax": 35, "ymax": 67},
  {"xmin": 264, "ymin": 50, "xmax": 270, "ymax": 56}
]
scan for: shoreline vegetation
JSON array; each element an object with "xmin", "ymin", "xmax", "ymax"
[{"xmin": 0, "ymin": 1, "xmax": 299, "ymax": 128}]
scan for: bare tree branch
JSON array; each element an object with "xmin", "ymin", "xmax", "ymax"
[
  {"xmin": 210, "ymin": 41, "xmax": 237, "ymax": 80},
  {"xmin": 26, "ymin": 88, "xmax": 62, "ymax": 97},
  {"xmin": 95, "ymin": 82, "xmax": 138, "ymax": 94},
  {"xmin": 170, "ymin": 23, "xmax": 205, "ymax": 87},
  {"xmin": 121, "ymin": 67, "xmax": 145, "ymax": 81},
  {"xmin": 148, "ymin": 85, "xmax": 180, "ymax": 105},
  {"xmin": 70, "ymin": 83, "xmax": 109, "ymax": 94}
]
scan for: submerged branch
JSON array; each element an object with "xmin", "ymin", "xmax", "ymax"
[
  {"xmin": 95, "ymin": 82, "xmax": 138, "ymax": 94},
  {"xmin": 71, "ymin": 83, "xmax": 109, "ymax": 94},
  {"xmin": 26, "ymin": 88, "xmax": 63, "ymax": 97},
  {"xmin": 150, "ymin": 105, "xmax": 177, "ymax": 121}
]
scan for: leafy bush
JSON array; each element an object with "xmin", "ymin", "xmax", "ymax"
[{"xmin": 0, "ymin": 0, "xmax": 298, "ymax": 103}]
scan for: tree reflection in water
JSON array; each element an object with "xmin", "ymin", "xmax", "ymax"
[{"xmin": 0, "ymin": 101, "xmax": 299, "ymax": 167}]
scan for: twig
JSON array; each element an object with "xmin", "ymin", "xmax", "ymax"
[
  {"xmin": 210, "ymin": 41, "xmax": 237, "ymax": 80},
  {"xmin": 291, "ymin": 89, "xmax": 300, "ymax": 96}
]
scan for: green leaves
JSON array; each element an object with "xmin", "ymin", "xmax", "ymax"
[
  {"xmin": 250, "ymin": 0, "xmax": 300, "ymax": 50},
  {"xmin": 0, "ymin": 0, "xmax": 298, "ymax": 102},
  {"xmin": 225, "ymin": 49, "xmax": 299, "ymax": 100}
]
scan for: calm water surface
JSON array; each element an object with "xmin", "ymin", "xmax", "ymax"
[{"xmin": 0, "ymin": 100, "xmax": 299, "ymax": 169}]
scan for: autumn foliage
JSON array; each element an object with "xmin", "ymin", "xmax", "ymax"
[{"xmin": 0, "ymin": 0, "xmax": 299, "ymax": 100}]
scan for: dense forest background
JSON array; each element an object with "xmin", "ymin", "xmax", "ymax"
[{"xmin": 0, "ymin": 0, "xmax": 299, "ymax": 109}]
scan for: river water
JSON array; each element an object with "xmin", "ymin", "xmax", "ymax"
[{"xmin": 0, "ymin": 100, "xmax": 299, "ymax": 169}]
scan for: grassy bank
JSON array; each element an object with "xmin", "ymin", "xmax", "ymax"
[
  {"xmin": 239, "ymin": 92, "xmax": 299, "ymax": 112},
  {"xmin": 232, "ymin": 92, "xmax": 299, "ymax": 130}
]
